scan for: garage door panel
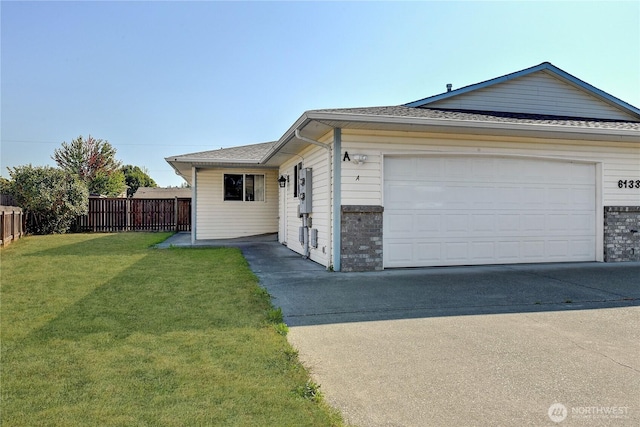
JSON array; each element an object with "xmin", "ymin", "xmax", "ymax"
[
  {"xmin": 385, "ymin": 242, "xmax": 414, "ymax": 263},
  {"xmin": 570, "ymin": 214, "xmax": 594, "ymax": 232},
  {"xmin": 570, "ymin": 162, "xmax": 596, "ymax": 182},
  {"xmin": 446, "ymin": 215, "xmax": 468, "ymax": 232},
  {"xmin": 416, "ymin": 214, "xmax": 441, "ymax": 232},
  {"xmin": 387, "ymin": 213, "xmax": 414, "ymax": 235},
  {"xmin": 548, "ymin": 240, "xmax": 570, "ymax": 258},
  {"xmin": 547, "ymin": 214, "xmax": 571, "ymax": 231},
  {"xmin": 572, "ymin": 239, "xmax": 594, "ymax": 257},
  {"xmin": 470, "ymin": 241, "xmax": 495, "ymax": 261},
  {"xmin": 572, "ymin": 188, "xmax": 596, "ymax": 207},
  {"xmin": 496, "ymin": 214, "xmax": 520, "ymax": 232},
  {"xmin": 471, "ymin": 158, "xmax": 497, "ymax": 178},
  {"xmin": 547, "ymin": 187, "xmax": 573, "ymax": 207},
  {"xmin": 416, "ymin": 243, "xmax": 442, "ymax": 262},
  {"xmin": 471, "ymin": 215, "xmax": 495, "ymax": 232},
  {"xmin": 469, "ymin": 187, "xmax": 496, "ymax": 208},
  {"xmin": 522, "ymin": 214, "xmax": 545, "ymax": 232},
  {"xmin": 522, "ymin": 241, "xmax": 545, "ymax": 258},
  {"xmin": 385, "ymin": 158, "xmax": 414, "ymax": 178},
  {"xmin": 416, "ymin": 157, "xmax": 444, "ymax": 177},
  {"xmin": 522, "ymin": 188, "xmax": 546, "ymax": 206},
  {"xmin": 444, "ymin": 159, "xmax": 470, "ymax": 177},
  {"xmin": 384, "ymin": 156, "xmax": 596, "ymax": 267},
  {"xmin": 444, "ymin": 242, "xmax": 468, "ymax": 260}
]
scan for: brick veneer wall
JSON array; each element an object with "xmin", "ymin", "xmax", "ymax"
[
  {"xmin": 604, "ymin": 206, "xmax": 640, "ymax": 262},
  {"xmin": 340, "ymin": 205, "xmax": 384, "ymax": 272}
]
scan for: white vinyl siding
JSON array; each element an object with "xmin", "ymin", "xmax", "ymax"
[
  {"xmin": 429, "ymin": 71, "xmax": 638, "ymax": 121},
  {"xmin": 195, "ymin": 168, "xmax": 278, "ymax": 239},
  {"xmin": 340, "ymin": 130, "xmax": 640, "ymax": 207},
  {"xmin": 279, "ymin": 144, "xmax": 331, "ymax": 267}
]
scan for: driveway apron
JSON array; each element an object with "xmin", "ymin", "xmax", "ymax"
[{"xmin": 239, "ymin": 242, "xmax": 640, "ymax": 426}]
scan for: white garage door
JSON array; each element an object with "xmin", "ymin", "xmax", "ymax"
[{"xmin": 384, "ymin": 156, "xmax": 596, "ymax": 268}]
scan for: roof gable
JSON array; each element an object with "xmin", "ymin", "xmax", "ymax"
[{"xmin": 405, "ymin": 62, "xmax": 640, "ymax": 121}]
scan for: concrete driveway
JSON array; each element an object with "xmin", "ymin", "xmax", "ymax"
[{"xmin": 161, "ymin": 234, "xmax": 640, "ymax": 426}]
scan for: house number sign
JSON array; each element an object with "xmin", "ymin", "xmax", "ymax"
[{"xmin": 618, "ymin": 179, "xmax": 640, "ymax": 189}]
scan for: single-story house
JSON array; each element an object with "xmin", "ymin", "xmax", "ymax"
[{"xmin": 167, "ymin": 62, "xmax": 640, "ymax": 271}]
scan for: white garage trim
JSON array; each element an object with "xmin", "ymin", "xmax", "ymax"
[{"xmin": 383, "ymin": 154, "xmax": 599, "ymax": 268}]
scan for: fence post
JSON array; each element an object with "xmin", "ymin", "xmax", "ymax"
[
  {"xmin": 1, "ymin": 210, "xmax": 4, "ymax": 246},
  {"xmin": 126, "ymin": 198, "xmax": 131, "ymax": 231},
  {"xmin": 174, "ymin": 197, "xmax": 179, "ymax": 232}
]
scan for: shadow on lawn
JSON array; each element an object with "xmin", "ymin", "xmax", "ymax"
[
  {"xmin": 25, "ymin": 233, "xmax": 171, "ymax": 257},
  {"xmin": 29, "ymin": 248, "xmax": 258, "ymax": 342}
]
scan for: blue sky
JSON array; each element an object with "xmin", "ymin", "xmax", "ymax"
[{"xmin": 2, "ymin": 1, "xmax": 639, "ymax": 187}]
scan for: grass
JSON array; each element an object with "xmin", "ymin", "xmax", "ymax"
[{"xmin": 1, "ymin": 233, "xmax": 343, "ymax": 426}]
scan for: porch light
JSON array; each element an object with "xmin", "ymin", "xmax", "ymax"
[
  {"xmin": 352, "ymin": 154, "xmax": 368, "ymax": 165},
  {"xmin": 278, "ymin": 175, "xmax": 287, "ymax": 188}
]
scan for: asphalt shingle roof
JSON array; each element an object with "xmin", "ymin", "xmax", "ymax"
[
  {"xmin": 169, "ymin": 105, "xmax": 638, "ymax": 165},
  {"xmin": 312, "ymin": 106, "xmax": 640, "ymax": 131},
  {"xmin": 169, "ymin": 141, "xmax": 276, "ymax": 162}
]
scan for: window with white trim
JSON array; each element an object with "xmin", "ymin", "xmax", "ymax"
[{"xmin": 224, "ymin": 174, "xmax": 265, "ymax": 201}]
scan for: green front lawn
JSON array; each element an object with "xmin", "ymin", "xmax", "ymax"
[{"xmin": 1, "ymin": 233, "xmax": 342, "ymax": 426}]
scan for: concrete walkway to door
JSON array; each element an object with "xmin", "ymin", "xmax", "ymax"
[{"xmin": 158, "ymin": 234, "xmax": 640, "ymax": 426}]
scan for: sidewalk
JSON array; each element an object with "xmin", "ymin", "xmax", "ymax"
[{"xmin": 154, "ymin": 231, "xmax": 278, "ymax": 248}]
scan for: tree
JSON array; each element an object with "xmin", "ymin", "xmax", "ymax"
[
  {"xmin": 52, "ymin": 135, "xmax": 126, "ymax": 196},
  {"xmin": 0, "ymin": 176, "xmax": 11, "ymax": 194},
  {"xmin": 121, "ymin": 165, "xmax": 157, "ymax": 197},
  {"xmin": 7, "ymin": 165, "xmax": 88, "ymax": 234}
]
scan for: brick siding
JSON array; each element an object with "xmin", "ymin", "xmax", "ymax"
[
  {"xmin": 604, "ymin": 206, "xmax": 640, "ymax": 262},
  {"xmin": 340, "ymin": 205, "xmax": 384, "ymax": 272}
]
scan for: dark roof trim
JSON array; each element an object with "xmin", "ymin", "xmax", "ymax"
[{"xmin": 403, "ymin": 62, "xmax": 640, "ymax": 119}]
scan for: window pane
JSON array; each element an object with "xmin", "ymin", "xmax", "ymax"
[
  {"xmin": 245, "ymin": 174, "xmax": 255, "ymax": 201},
  {"xmin": 245, "ymin": 174, "xmax": 265, "ymax": 201},
  {"xmin": 224, "ymin": 174, "xmax": 243, "ymax": 201},
  {"xmin": 253, "ymin": 174, "xmax": 265, "ymax": 201}
]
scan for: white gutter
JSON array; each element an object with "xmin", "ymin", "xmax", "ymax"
[
  {"xmin": 302, "ymin": 111, "xmax": 640, "ymax": 142},
  {"xmin": 294, "ymin": 129, "xmax": 330, "ymax": 149}
]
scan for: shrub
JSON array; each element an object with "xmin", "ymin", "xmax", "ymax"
[{"xmin": 7, "ymin": 165, "xmax": 88, "ymax": 234}]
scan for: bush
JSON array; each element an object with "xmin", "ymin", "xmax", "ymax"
[{"xmin": 7, "ymin": 165, "xmax": 88, "ymax": 234}]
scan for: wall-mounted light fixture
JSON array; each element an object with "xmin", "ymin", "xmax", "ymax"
[
  {"xmin": 351, "ymin": 154, "xmax": 368, "ymax": 165},
  {"xmin": 278, "ymin": 175, "xmax": 287, "ymax": 188}
]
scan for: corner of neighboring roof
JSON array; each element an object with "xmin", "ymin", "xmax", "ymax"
[
  {"xmin": 259, "ymin": 111, "xmax": 314, "ymax": 164},
  {"xmin": 403, "ymin": 62, "xmax": 640, "ymax": 119}
]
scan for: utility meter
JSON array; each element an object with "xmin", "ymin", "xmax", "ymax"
[{"xmin": 298, "ymin": 168, "xmax": 312, "ymax": 214}]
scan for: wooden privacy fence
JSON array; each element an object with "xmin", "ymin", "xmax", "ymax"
[
  {"xmin": 1, "ymin": 206, "xmax": 24, "ymax": 246},
  {"xmin": 74, "ymin": 198, "xmax": 191, "ymax": 232}
]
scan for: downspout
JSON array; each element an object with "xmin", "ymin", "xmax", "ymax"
[
  {"xmin": 294, "ymin": 129, "xmax": 334, "ymax": 269},
  {"xmin": 333, "ymin": 129, "xmax": 341, "ymax": 272},
  {"xmin": 191, "ymin": 166, "xmax": 197, "ymax": 245}
]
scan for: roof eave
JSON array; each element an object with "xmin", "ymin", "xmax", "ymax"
[
  {"xmin": 299, "ymin": 111, "xmax": 640, "ymax": 142},
  {"xmin": 166, "ymin": 157, "xmax": 264, "ymax": 165}
]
